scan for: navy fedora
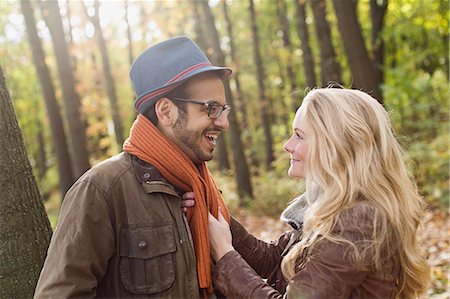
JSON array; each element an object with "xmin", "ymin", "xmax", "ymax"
[{"xmin": 130, "ymin": 36, "xmax": 232, "ymax": 113}]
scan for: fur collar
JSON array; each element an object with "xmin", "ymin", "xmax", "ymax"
[{"xmin": 280, "ymin": 194, "xmax": 308, "ymax": 230}]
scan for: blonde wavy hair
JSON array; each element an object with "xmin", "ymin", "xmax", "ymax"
[{"xmin": 281, "ymin": 88, "xmax": 430, "ymax": 298}]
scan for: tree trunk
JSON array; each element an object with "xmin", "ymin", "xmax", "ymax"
[
  {"xmin": 310, "ymin": 0, "xmax": 342, "ymax": 86},
  {"xmin": 439, "ymin": 0, "xmax": 449, "ymax": 79},
  {"xmin": 370, "ymin": 0, "xmax": 388, "ymax": 102},
  {"xmin": 276, "ymin": 0, "xmax": 298, "ymax": 106},
  {"xmin": 294, "ymin": 0, "xmax": 317, "ymax": 90},
  {"xmin": 0, "ymin": 64, "xmax": 53, "ymax": 299},
  {"xmin": 40, "ymin": 0, "xmax": 90, "ymax": 178},
  {"xmin": 84, "ymin": 0, "xmax": 125, "ymax": 147},
  {"xmin": 139, "ymin": 2, "xmax": 149, "ymax": 50},
  {"xmin": 64, "ymin": 0, "xmax": 77, "ymax": 74},
  {"xmin": 21, "ymin": 0, "xmax": 74, "ymax": 196},
  {"xmin": 200, "ymin": 0, "xmax": 253, "ymax": 200},
  {"xmin": 249, "ymin": 0, "xmax": 275, "ymax": 169},
  {"xmin": 192, "ymin": 1, "xmax": 209, "ymax": 51},
  {"xmin": 125, "ymin": 0, "xmax": 134, "ymax": 67},
  {"xmin": 332, "ymin": 0, "xmax": 382, "ymax": 102},
  {"xmin": 194, "ymin": 0, "xmax": 230, "ymax": 171},
  {"xmin": 221, "ymin": 0, "xmax": 249, "ymax": 130}
]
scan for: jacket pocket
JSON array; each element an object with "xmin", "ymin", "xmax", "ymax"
[{"xmin": 119, "ymin": 223, "xmax": 176, "ymax": 295}]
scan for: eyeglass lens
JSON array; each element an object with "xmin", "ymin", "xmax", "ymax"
[{"xmin": 209, "ymin": 104, "xmax": 231, "ymax": 119}]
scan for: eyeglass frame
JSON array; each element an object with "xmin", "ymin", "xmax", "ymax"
[{"xmin": 168, "ymin": 97, "xmax": 232, "ymax": 119}]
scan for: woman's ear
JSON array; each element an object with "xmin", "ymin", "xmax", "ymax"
[{"xmin": 155, "ymin": 98, "xmax": 177, "ymax": 126}]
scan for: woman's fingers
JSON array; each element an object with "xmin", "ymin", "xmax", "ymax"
[
  {"xmin": 217, "ymin": 206, "xmax": 226, "ymax": 223},
  {"xmin": 182, "ymin": 192, "xmax": 195, "ymax": 200}
]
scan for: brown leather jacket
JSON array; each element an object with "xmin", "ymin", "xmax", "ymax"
[
  {"xmin": 34, "ymin": 152, "xmax": 200, "ymax": 298},
  {"xmin": 214, "ymin": 204, "xmax": 400, "ymax": 298}
]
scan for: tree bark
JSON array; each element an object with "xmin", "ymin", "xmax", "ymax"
[
  {"xmin": 40, "ymin": 0, "xmax": 90, "ymax": 177},
  {"xmin": 294, "ymin": 0, "xmax": 317, "ymax": 90},
  {"xmin": 64, "ymin": 0, "xmax": 77, "ymax": 74},
  {"xmin": 222, "ymin": 0, "xmax": 249, "ymax": 130},
  {"xmin": 21, "ymin": 0, "xmax": 74, "ymax": 196},
  {"xmin": 200, "ymin": 0, "xmax": 253, "ymax": 200},
  {"xmin": 192, "ymin": 1, "xmax": 209, "ymax": 51},
  {"xmin": 0, "ymin": 64, "xmax": 53, "ymax": 299},
  {"xmin": 310, "ymin": 0, "xmax": 342, "ymax": 86},
  {"xmin": 249, "ymin": 0, "xmax": 275, "ymax": 169},
  {"xmin": 125, "ymin": 0, "xmax": 134, "ymax": 67},
  {"xmin": 370, "ymin": 0, "xmax": 388, "ymax": 102},
  {"xmin": 276, "ymin": 0, "xmax": 298, "ymax": 105},
  {"xmin": 84, "ymin": 0, "xmax": 125, "ymax": 147},
  {"xmin": 332, "ymin": 0, "xmax": 382, "ymax": 102}
]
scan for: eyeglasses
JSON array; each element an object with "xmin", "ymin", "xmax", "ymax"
[{"xmin": 169, "ymin": 97, "xmax": 231, "ymax": 119}]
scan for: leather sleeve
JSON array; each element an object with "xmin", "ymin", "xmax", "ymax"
[
  {"xmin": 213, "ymin": 250, "xmax": 284, "ymax": 299},
  {"xmin": 230, "ymin": 217, "xmax": 294, "ymax": 278},
  {"xmin": 34, "ymin": 180, "xmax": 115, "ymax": 298}
]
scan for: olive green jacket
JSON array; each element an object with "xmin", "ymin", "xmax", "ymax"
[{"xmin": 34, "ymin": 152, "xmax": 200, "ymax": 298}]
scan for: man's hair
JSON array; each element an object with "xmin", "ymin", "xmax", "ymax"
[{"xmin": 142, "ymin": 83, "xmax": 190, "ymax": 125}]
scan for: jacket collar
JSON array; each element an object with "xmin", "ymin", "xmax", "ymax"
[
  {"xmin": 280, "ymin": 194, "xmax": 307, "ymax": 230},
  {"xmin": 130, "ymin": 153, "xmax": 180, "ymax": 197}
]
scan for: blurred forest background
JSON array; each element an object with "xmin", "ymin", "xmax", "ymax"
[{"xmin": 0, "ymin": 0, "xmax": 448, "ymax": 297}]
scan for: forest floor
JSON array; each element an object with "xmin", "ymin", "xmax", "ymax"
[{"xmin": 234, "ymin": 207, "xmax": 449, "ymax": 298}]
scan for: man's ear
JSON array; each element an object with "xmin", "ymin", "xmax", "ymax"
[{"xmin": 155, "ymin": 98, "xmax": 177, "ymax": 126}]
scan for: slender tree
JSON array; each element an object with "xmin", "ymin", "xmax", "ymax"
[
  {"xmin": 64, "ymin": 0, "xmax": 77, "ymax": 74},
  {"xmin": 310, "ymin": 0, "xmax": 342, "ymax": 86},
  {"xmin": 0, "ymin": 64, "xmax": 53, "ymax": 298},
  {"xmin": 125, "ymin": 0, "xmax": 134, "ymax": 67},
  {"xmin": 276, "ymin": 0, "xmax": 298, "ymax": 108},
  {"xmin": 193, "ymin": 0, "xmax": 230, "ymax": 171},
  {"xmin": 40, "ymin": 0, "xmax": 90, "ymax": 177},
  {"xmin": 249, "ymin": 0, "xmax": 275, "ymax": 169},
  {"xmin": 222, "ymin": 0, "xmax": 249, "ymax": 130},
  {"xmin": 332, "ymin": 0, "xmax": 382, "ymax": 102},
  {"xmin": 370, "ymin": 0, "xmax": 388, "ymax": 96},
  {"xmin": 294, "ymin": 0, "xmax": 317, "ymax": 90},
  {"xmin": 192, "ymin": 1, "xmax": 209, "ymax": 51},
  {"xmin": 139, "ymin": 1, "xmax": 149, "ymax": 51},
  {"xmin": 21, "ymin": 0, "xmax": 74, "ymax": 196},
  {"xmin": 83, "ymin": 0, "xmax": 125, "ymax": 146},
  {"xmin": 200, "ymin": 0, "xmax": 253, "ymax": 201}
]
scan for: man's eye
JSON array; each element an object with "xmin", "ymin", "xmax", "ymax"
[{"xmin": 209, "ymin": 104, "xmax": 220, "ymax": 114}]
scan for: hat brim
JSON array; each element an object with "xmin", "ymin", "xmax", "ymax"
[{"xmin": 134, "ymin": 65, "xmax": 232, "ymax": 112}]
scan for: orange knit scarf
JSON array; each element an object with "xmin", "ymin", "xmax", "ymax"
[{"xmin": 123, "ymin": 114, "xmax": 230, "ymax": 294}]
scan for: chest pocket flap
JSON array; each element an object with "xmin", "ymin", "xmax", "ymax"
[
  {"xmin": 119, "ymin": 223, "xmax": 177, "ymax": 294},
  {"xmin": 119, "ymin": 223, "xmax": 176, "ymax": 258}
]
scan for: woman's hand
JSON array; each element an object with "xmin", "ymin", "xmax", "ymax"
[
  {"xmin": 208, "ymin": 207, "xmax": 234, "ymax": 262},
  {"xmin": 181, "ymin": 192, "xmax": 195, "ymax": 214}
]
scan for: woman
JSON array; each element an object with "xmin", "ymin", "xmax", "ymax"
[{"xmin": 207, "ymin": 88, "xmax": 430, "ymax": 298}]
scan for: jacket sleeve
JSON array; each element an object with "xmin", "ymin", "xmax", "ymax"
[
  {"xmin": 34, "ymin": 179, "xmax": 115, "ymax": 298},
  {"xmin": 213, "ymin": 250, "xmax": 284, "ymax": 299},
  {"xmin": 230, "ymin": 217, "xmax": 293, "ymax": 278}
]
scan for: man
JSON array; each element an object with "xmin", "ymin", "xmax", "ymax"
[{"xmin": 34, "ymin": 36, "xmax": 232, "ymax": 298}]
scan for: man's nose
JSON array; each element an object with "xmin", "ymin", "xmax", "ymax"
[{"xmin": 213, "ymin": 112, "xmax": 230, "ymax": 130}]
